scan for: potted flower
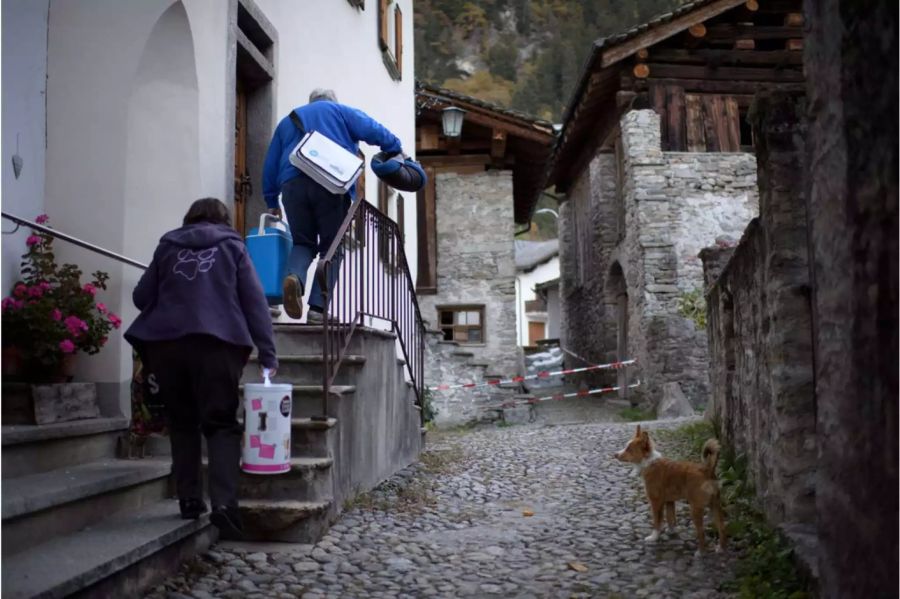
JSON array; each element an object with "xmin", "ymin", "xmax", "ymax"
[{"xmin": 2, "ymin": 214, "xmax": 121, "ymax": 384}]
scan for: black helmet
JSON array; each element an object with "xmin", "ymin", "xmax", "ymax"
[{"xmin": 370, "ymin": 152, "xmax": 427, "ymax": 192}]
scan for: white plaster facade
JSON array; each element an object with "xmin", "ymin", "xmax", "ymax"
[
  {"xmin": 1, "ymin": 0, "xmax": 416, "ymax": 415},
  {"xmin": 515, "ymin": 254, "xmax": 560, "ymax": 347}
]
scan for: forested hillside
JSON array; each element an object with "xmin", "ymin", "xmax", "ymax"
[{"xmin": 414, "ymin": 0, "xmax": 687, "ymax": 122}]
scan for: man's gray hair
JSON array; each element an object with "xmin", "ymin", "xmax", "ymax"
[{"xmin": 309, "ymin": 88, "xmax": 337, "ymax": 103}]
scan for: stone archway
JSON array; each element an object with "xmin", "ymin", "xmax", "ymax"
[{"xmin": 606, "ymin": 262, "xmax": 633, "ymax": 405}]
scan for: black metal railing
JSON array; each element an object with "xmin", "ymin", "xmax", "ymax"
[{"xmin": 315, "ymin": 200, "xmax": 426, "ymax": 423}]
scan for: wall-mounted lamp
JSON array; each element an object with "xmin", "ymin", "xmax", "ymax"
[{"xmin": 441, "ymin": 106, "xmax": 466, "ymax": 138}]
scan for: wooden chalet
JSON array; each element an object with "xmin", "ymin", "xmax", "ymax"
[{"xmin": 544, "ymin": 0, "xmax": 805, "ymax": 195}]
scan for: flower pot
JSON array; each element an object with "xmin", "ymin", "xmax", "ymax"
[
  {"xmin": 2, "ymin": 346, "xmax": 23, "ymax": 377},
  {"xmin": 54, "ymin": 353, "xmax": 77, "ymax": 383}
]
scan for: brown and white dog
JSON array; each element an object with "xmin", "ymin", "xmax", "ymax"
[{"xmin": 613, "ymin": 424, "xmax": 726, "ymax": 555}]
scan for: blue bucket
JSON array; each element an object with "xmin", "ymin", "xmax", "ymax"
[{"xmin": 246, "ymin": 214, "xmax": 292, "ymax": 305}]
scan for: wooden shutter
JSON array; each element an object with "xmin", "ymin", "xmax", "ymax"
[
  {"xmin": 356, "ymin": 151, "xmax": 366, "ymax": 202},
  {"xmin": 394, "ymin": 5, "xmax": 403, "ymax": 78},
  {"xmin": 378, "ymin": 181, "xmax": 389, "ymax": 214},
  {"xmin": 688, "ymin": 94, "xmax": 742, "ymax": 152},
  {"xmin": 416, "ymin": 168, "xmax": 437, "ymax": 293},
  {"xmin": 378, "ymin": 0, "xmax": 389, "ymax": 50}
]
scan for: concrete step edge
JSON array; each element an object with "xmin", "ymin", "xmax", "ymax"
[
  {"xmin": 248, "ymin": 354, "xmax": 366, "ymax": 365},
  {"xmin": 2, "ymin": 416, "xmax": 130, "ymax": 447},
  {"xmin": 1, "ymin": 499, "xmax": 211, "ymax": 599},
  {"xmin": 2, "ymin": 459, "xmax": 171, "ymax": 521},
  {"xmin": 238, "ymin": 385, "xmax": 356, "ymax": 397}
]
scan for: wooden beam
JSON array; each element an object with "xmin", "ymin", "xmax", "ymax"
[
  {"xmin": 420, "ymin": 154, "xmax": 491, "ymax": 169},
  {"xmin": 633, "ymin": 63, "xmax": 650, "ymax": 78},
  {"xmin": 784, "ymin": 13, "xmax": 804, "ymax": 27},
  {"xmin": 689, "ymin": 23, "xmax": 707, "ymax": 38},
  {"xmin": 600, "ymin": 0, "xmax": 745, "ymax": 68},
  {"xmin": 490, "ymin": 129, "xmax": 507, "ymax": 160},
  {"xmin": 745, "ymin": 0, "xmax": 759, "ymax": 11},
  {"xmin": 786, "ymin": 39, "xmax": 803, "ymax": 51},
  {"xmin": 734, "ymin": 39, "xmax": 755, "ymax": 50},
  {"xmin": 643, "ymin": 62, "xmax": 804, "ymax": 82},
  {"xmin": 643, "ymin": 48, "xmax": 803, "ymax": 66},
  {"xmin": 623, "ymin": 75, "xmax": 806, "ymax": 95},
  {"xmin": 457, "ymin": 109, "xmax": 553, "ymax": 144},
  {"xmin": 637, "ymin": 48, "xmax": 649, "ymax": 60},
  {"xmin": 554, "ymin": 101, "xmax": 632, "ymax": 191},
  {"xmin": 704, "ymin": 24, "xmax": 804, "ymax": 41},
  {"xmin": 417, "ymin": 124, "xmax": 441, "ymax": 152}
]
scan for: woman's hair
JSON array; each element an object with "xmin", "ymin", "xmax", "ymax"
[{"xmin": 183, "ymin": 197, "xmax": 231, "ymax": 227}]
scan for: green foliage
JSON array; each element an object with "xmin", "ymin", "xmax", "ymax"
[
  {"xmin": 2, "ymin": 215, "xmax": 119, "ymax": 379},
  {"xmin": 677, "ymin": 288, "xmax": 707, "ymax": 329},
  {"xmin": 657, "ymin": 423, "xmax": 813, "ymax": 599},
  {"xmin": 422, "ymin": 388, "xmax": 438, "ymax": 424},
  {"xmin": 416, "ymin": 0, "xmax": 692, "ymax": 121},
  {"xmin": 618, "ymin": 406, "xmax": 656, "ymax": 422},
  {"xmin": 442, "ymin": 70, "xmax": 516, "ymax": 106}
]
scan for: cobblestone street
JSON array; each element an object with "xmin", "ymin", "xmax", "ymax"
[{"xmin": 148, "ymin": 418, "xmax": 741, "ymax": 598}]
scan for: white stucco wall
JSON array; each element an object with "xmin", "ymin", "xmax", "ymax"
[
  {"xmin": 515, "ymin": 256, "xmax": 560, "ymax": 346},
  {"xmin": 255, "ymin": 0, "xmax": 418, "ymax": 281},
  {"xmin": 40, "ymin": 0, "xmax": 230, "ymax": 412},
  {"xmin": 1, "ymin": 0, "xmax": 49, "ymax": 296}
]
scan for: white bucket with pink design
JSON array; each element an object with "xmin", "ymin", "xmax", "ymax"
[{"xmin": 241, "ymin": 373, "xmax": 292, "ymax": 475}]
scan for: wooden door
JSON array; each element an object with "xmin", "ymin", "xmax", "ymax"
[
  {"xmin": 528, "ymin": 321, "xmax": 545, "ymax": 346},
  {"xmin": 233, "ymin": 82, "xmax": 250, "ymax": 235}
]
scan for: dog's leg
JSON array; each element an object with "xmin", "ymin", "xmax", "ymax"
[
  {"xmin": 645, "ymin": 501, "xmax": 663, "ymax": 543},
  {"xmin": 665, "ymin": 502, "xmax": 677, "ymax": 535},
  {"xmin": 711, "ymin": 495, "xmax": 726, "ymax": 552},
  {"xmin": 690, "ymin": 503, "xmax": 707, "ymax": 556}
]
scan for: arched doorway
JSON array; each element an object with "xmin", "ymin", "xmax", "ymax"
[{"xmin": 607, "ymin": 262, "xmax": 633, "ymax": 405}]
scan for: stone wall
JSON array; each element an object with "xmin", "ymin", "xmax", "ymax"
[
  {"xmin": 418, "ymin": 170, "xmax": 519, "ymax": 379},
  {"xmin": 702, "ymin": 95, "xmax": 816, "ymax": 526},
  {"xmin": 423, "ymin": 329, "xmax": 489, "ymax": 427},
  {"xmin": 803, "ymin": 0, "xmax": 898, "ymax": 594},
  {"xmin": 558, "ymin": 109, "xmax": 758, "ymax": 407}
]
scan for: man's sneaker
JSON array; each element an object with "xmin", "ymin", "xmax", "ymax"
[
  {"xmin": 306, "ymin": 309, "xmax": 324, "ymax": 325},
  {"xmin": 179, "ymin": 498, "xmax": 208, "ymax": 520},
  {"xmin": 210, "ymin": 505, "xmax": 244, "ymax": 540},
  {"xmin": 282, "ymin": 274, "xmax": 304, "ymax": 320}
]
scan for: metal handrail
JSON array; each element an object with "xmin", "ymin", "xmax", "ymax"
[
  {"xmin": 314, "ymin": 200, "xmax": 426, "ymax": 423},
  {"xmin": 1, "ymin": 212, "xmax": 148, "ymax": 270}
]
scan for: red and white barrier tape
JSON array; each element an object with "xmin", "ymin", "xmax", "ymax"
[
  {"xmin": 429, "ymin": 358, "xmax": 636, "ymax": 392},
  {"xmin": 488, "ymin": 380, "xmax": 642, "ymax": 409}
]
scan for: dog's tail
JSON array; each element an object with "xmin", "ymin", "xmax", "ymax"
[{"xmin": 701, "ymin": 438, "xmax": 721, "ymax": 478}]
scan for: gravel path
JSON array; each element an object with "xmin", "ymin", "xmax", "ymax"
[{"xmin": 147, "ymin": 419, "xmax": 739, "ymax": 598}]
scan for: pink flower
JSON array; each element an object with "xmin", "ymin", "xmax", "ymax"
[
  {"xmin": 99, "ymin": 336, "xmax": 108, "ymax": 346},
  {"xmin": 59, "ymin": 339, "xmax": 76, "ymax": 353},
  {"xmin": 13, "ymin": 284, "xmax": 27, "ymax": 298},
  {"xmin": 26, "ymin": 235, "xmax": 41, "ymax": 247},
  {"xmin": 28, "ymin": 286, "xmax": 43, "ymax": 298},
  {"xmin": 51, "ymin": 308, "xmax": 62, "ymax": 321},
  {"xmin": 1, "ymin": 297, "xmax": 15, "ymax": 311},
  {"xmin": 13, "ymin": 299, "xmax": 24, "ymax": 310},
  {"xmin": 35, "ymin": 214, "xmax": 49, "ymax": 224},
  {"xmin": 83, "ymin": 284, "xmax": 97, "ymax": 297},
  {"xmin": 108, "ymin": 313, "xmax": 122, "ymax": 329},
  {"xmin": 96, "ymin": 302, "xmax": 108, "ymax": 314},
  {"xmin": 64, "ymin": 315, "xmax": 88, "ymax": 337},
  {"xmin": 38, "ymin": 281, "xmax": 51, "ymax": 291}
]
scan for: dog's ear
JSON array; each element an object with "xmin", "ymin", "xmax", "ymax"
[
  {"xmin": 635, "ymin": 424, "xmax": 642, "ymax": 438},
  {"xmin": 640, "ymin": 430, "xmax": 651, "ymax": 445}
]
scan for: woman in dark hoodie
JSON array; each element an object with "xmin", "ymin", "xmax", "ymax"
[{"xmin": 125, "ymin": 198, "xmax": 277, "ymax": 539}]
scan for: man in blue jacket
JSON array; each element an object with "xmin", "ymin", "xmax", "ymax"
[{"xmin": 262, "ymin": 89, "xmax": 404, "ymax": 322}]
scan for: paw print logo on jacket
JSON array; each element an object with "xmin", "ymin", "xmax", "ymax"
[{"xmin": 173, "ymin": 248, "xmax": 218, "ymax": 281}]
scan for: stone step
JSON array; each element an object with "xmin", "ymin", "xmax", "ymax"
[
  {"xmin": 238, "ymin": 384, "xmax": 355, "ymax": 419},
  {"xmin": 290, "ymin": 417, "xmax": 338, "ymax": 458},
  {"xmin": 242, "ymin": 353, "xmax": 366, "ymax": 386},
  {"xmin": 2, "ymin": 416, "xmax": 129, "ymax": 478},
  {"xmin": 2, "ymin": 458, "xmax": 172, "ymax": 557},
  {"xmin": 239, "ymin": 499, "xmax": 332, "ymax": 543},
  {"xmin": 1, "ymin": 499, "xmax": 214, "ymax": 599},
  {"xmin": 271, "ymin": 323, "xmax": 396, "ymax": 355},
  {"xmin": 237, "ymin": 457, "xmax": 333, "ymax": 503}
]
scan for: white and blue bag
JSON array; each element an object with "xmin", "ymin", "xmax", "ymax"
[{"xmin": 288, "ymin": 111, "xmax": 363, "ymax": 195}]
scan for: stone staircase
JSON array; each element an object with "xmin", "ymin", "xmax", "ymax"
[
  {"xmin": 1, "ymin": 323, "xmax": 423, "ymax": 597},
  {"xmin": 1, "ymin": 415, "xmax": 216, "ymax": 599}
]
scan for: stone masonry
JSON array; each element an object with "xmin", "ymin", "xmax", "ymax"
[
  {"xmin": 559, "ymin": 109, "xmax": 757, "ymax": 408},
  {"xmin": 701, "ymin": 95, "xmax": 816, "ymax": 529},
  {"xmin": 419, "ymin": 171, "xmax": 519, "ymax": 384}
]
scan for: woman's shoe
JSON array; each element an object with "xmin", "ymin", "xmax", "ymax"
[
  {"xmin": 210, "ymin": 505, "xmax": 245, "ymax": 540},
  {"xmin": 179, "ymin": 498, "xmax": 208, "ymax": 520}
]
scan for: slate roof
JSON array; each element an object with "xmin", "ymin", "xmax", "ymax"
[
  {"xmin": 415, "ymin": 81, "xmax": 555, "ymax": 131},
  {"xmin": 515, "ymin": 239, "xmax": 559, "ymax": 270}
]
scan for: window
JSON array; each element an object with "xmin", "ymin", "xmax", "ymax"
[
  {"xmin": 438, "ymin": 306, "xmax": 485, "ymax": 343},
  {"xmin": 378, "ymin": 0, "xmax": 403, "ymax": 80}
]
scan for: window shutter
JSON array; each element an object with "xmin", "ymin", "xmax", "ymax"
[
  {"xmin": 396, "ymin": 193, "xmax": 405, "ymax": 241},
  {"xmin": 416, "ymin": 168, "xmax": 437, "ymax": 293},
  {"xmin": 378, "ymin": 0, "xmax": 389, "ymax": 50},
  {"xmin": 394, "ymin": 6, "xmax": 403, "ymax": 78}
]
